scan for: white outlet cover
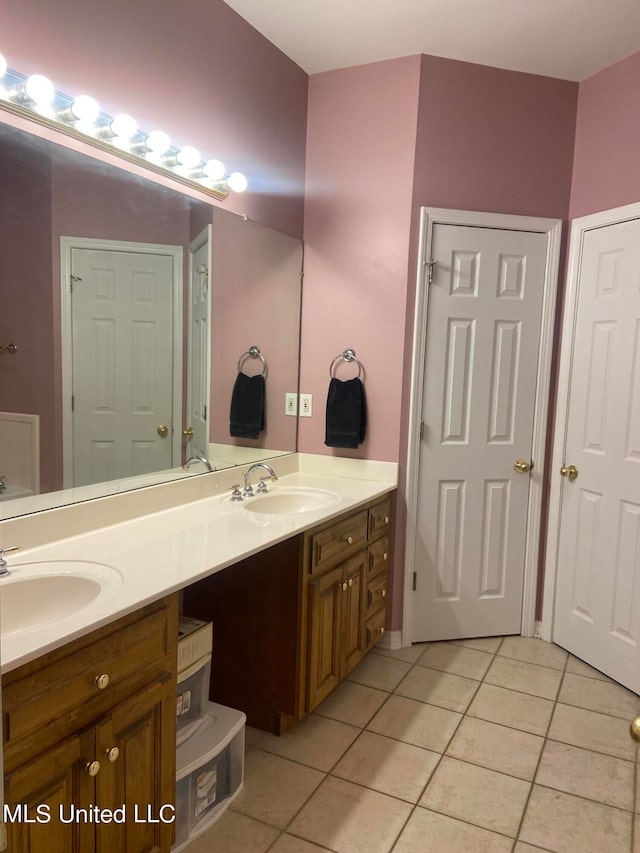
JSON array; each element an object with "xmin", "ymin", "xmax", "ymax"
[
  {"xmin": 300, "ymin": 393, "xmax": 312, "ymax": 417},
  {"xmin": 285, "ymin": 392, "xmax": 298, "ymax": 415}
]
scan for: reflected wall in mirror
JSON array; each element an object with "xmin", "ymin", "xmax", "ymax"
[{"xmin": 0, "ymin": 118, "xmax": 302, "ymax": 520}]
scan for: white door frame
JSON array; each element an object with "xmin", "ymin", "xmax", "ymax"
[
  {"xmin": 403, "ymin": 207, "xmax": 562, "ymax": 646},
  {"xmin": 187, "ymin": 225, "xmax": 212, "ymax": 457},
  {"xmin": 60, "ymin": 236, "xmax": 184, "ymax": 488},
  {"xmin": 540, "ymin": 200, "xmax": 640, "ymax": 643}
]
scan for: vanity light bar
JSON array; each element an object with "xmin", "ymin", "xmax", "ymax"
[{"xmin": 0, "ymin": 54, "xmax": 248, "ymax": 199}]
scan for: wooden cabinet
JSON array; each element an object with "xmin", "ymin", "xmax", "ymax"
[
  {"xmin": 183, "ymin": 493, "xmax": 393, "ymax": 733},
  {"xmin": 2, "ymin": 595, "xmax": 179, "ymax": 853}
]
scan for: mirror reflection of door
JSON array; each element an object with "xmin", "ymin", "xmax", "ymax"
[
  {"xmin": 67, "ymin": 241, "xmax": 182, "ymax": 487},
  {"xmin": 187, "ymin": 226, "xmax": 212, "ymax": 460}
]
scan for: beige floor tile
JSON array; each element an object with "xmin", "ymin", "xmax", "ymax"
[
  {"xmin": 373, "ymin": 643, "xmax": 427, "ymax": 663},
  {"xmin": 288, "ymin": 776, "xmax": 412, "ymax": 853},
  {"xmin": 346, "ymin": 652, "xmax": 411, "ymax": 692},
  {"xmin": 513, "ymin": 844, "xmax": 552, "ymax": 852},
  {"xmin": 566, "ymin": 654, "xmax": 613, "ymax": 682},
  {"xmin": 420, "ymin": 756, "xmax": 530, "ymax": 837},
  {"xmin": 394, "ymin": 807, "xmax": 513, "ymax": 852},
  {"xmin": 245, "ymin": 726, "xmax": 265, "ymax": 749},
  {"xmin": 417, "ymin": 642, "xmax": 493, "ymax": 680},
  {"xmin": 558, "ymin": 671, "xmax": 640, "ymax": 720},
  {"xmin": 636, "ymin": 815, "xmax": 640, "ymax": 853},
  {"xmin": 333, "ymin": 730, "xmax": 439, "ymax": 802},
  {"xmin": 258, "ymin": 714, "xmax": 359, "ymax": 772},
  {"xmin": 269, "ymin": 835, "xmax": 334, "ymax": 853},
  {"xmin": 367, "ymin": 694, "xmax": 462, "ymax": 753},
  {"xmin": 520, "ymin": 785, "xmax": 632, "ymax": 853},
  {"xmin": 535, "ymin": 739, "xmax": 634, "ymax": 811},
  {"xmin": 395, "ymin": 665, "xmax": 479, "ymax": 712},
  {"xmin": 231, "ymin": 750, "xmax": 324, "ymax": 829},
  {"xmin": 446, "ymin": 717, "xmax": 544, "ymax": 780},
  {"xmin": 467, "ymin": 682, "xmax": 554, "ymax": 736},
  {"xmin": 184, "ymin": 809, "xmax": 279, "ymax": 853},
  {"xmin": 548, "ymin": 702, "xmax": 637, "ymax": 761},
  {"xmin": 449, "ymin": 636, "xmax": 503, "ymax": 653},
  {"xmin": 314, "ymin": 680, "xmax": 388, "ymax": 728},
  {"xmin": 498, "ymin": 636, "xmax": 568, "ymax": 670},
  {"xmin": 484, "ymin": 656, "xmax": 562, "ymax": 700}
]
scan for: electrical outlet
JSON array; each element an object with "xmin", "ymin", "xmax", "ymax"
[
  {"xmin": 285, "ymin": 392, "xmax": 298, "ymax": 416},
  {"xmin": 300, "ymin": 393, "xmax": 312, "ymax": 417}
]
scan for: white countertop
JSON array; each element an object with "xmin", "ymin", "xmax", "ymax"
[{"xmin": 1, "ymin": 462, "xmax": 396, "ymax": 673}]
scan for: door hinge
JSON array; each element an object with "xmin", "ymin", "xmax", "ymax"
[
  {"xmin": 413, "ymin": 571, "xmax": 417, "ymax": 591},
  {"xmin": 71, "ymin": 395, "xmax": 74, "ymax": 412},
  {"xmin": 424, "ymin": 259, "xmax": 436, "ymax": 285},
  {"xmin": 419, "ymin": 420, "xmax": 425, "ymax": 441},
  {"xmin": 204, "ymin": 404, "xmax": 207, "ymax": 421}
]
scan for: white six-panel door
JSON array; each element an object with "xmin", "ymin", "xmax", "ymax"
[
  {"xmin": 552, "ymin": 214, "xmax": 640, "ymax": 693},
  {"xmin": 187, "ymin": 228, "xmax": 212, "ymax": 460},
  {"xmin": 70, "ymin": 247, "xmax": 175, "ymax": 486},
  {"xmin": 413, "ymin": 223, "xmax": 548, "ymax": 640}
]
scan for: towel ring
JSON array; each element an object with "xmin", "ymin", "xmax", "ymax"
[
  {"xmin": 329, "ymin": 348, "xmax": 363, "ymax": 379},
  {"xmin": 238, "ymin": 345, "xmax": 267, "ymax": 377}
]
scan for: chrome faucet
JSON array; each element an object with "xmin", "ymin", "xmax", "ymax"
[
  {"xmin": 0, "ymin": 545, "xmax": 20, "ymax": 577},
  {"xmin": 184, "ymin": 455, "xmax": 213, "ymax": 473},
  {"xmin": 243, "ymin": 462, "xmax": 278, "ymax": 496}
]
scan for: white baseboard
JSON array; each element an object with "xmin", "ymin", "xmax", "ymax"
[{"xmin": 375, "ymin": 630, "xmax": 402, "ymax": 651}]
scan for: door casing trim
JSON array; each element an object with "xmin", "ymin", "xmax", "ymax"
[
  {"xmin": 540, "ymin": 200, "xmax": 640, "ymax": 642},
  {"xmin": 403, "ymin": 207, "xmax": 562, "ymax": 646},
  {"xmin": 61, "ymin": 236, "xmax": 184, "ymax": 488}
]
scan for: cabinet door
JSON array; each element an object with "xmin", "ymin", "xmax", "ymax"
[
  {"xmin": 341, "ymin": 551, "xmax": 367, "ymax": 677},
  {"xmin": 4, "ymin": 729, "xmax": 96, "ymax": 853},
  {"xmin": 95, "ymin": 674, "xmax": 175, "ymax": 853},
  {"xmin": 307, "ymin": 566, "xmax": 342, "ymax": 711}
]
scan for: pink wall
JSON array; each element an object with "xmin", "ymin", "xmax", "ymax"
[
  {"xmin": 2, "ymin": 0, "xmax": 308, "ymax": 238},
  {"xmin": 570, "ymin": 50, "xmax": 640, "ymax": 218},
  {"xmin": 299, "ymin": 56, "xmax": 422, "ymax": 461}
]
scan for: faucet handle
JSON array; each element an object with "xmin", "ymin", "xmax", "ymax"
[
  {"xmin": 257, "ymin": 477, "xmax": 269, "ymax": 494},
  {"xmin": 229, "ymin": 484, "xmax": 243, "ymax": 502},
  {"xmin": 0, "ymin": 545, "xmax": 19, "ymax": 575}
]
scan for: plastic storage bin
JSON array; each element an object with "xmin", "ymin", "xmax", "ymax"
[
  {"xmin": 176, "ymin": 654, "xmax": 211, "ymax": 745},
  {"xmin": 173, "ymin": 701, "xmax": 246, "ymax": 851}
]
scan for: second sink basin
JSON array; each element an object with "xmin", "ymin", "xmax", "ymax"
[
  {"xmin": 244, "ymin": 487, "xmax": 341, "ymax": 515},
  {"xmin": 1, "ymin": 561, "xmax": 123, "ymax": 635}
]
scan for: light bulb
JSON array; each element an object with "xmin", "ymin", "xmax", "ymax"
[
  {"xmin": 71, "ymin": 95, "xmax": 100, "ymax": 122},
  {"xmin": 203, "ymin": 159, "xmax": 225, "ymax": 181},
  {"xmin": 0, "ymin": 53, "xmax": 7, "ymax": 78},
  {"xmin": 110, "ymin": 113, "xmax": 137, "ymax": 139},
  {"xmin": 145, "ymin": 151, "xmax": 164, "ymax": 166},
  {"xmin": 25, "ymin": 74, "xmax": 55, "ymax": 105},
  {"xmin": 75, "ymin": 118, "xmax": 97, "ymax": 136},
  {"xmin": 146, "ymin": 130, "xmax": 171, "ymax": 155},
  {"xmin": 0, "ymin": 85, "xmax": 8, "ymax": 101},
  {"xmin": 227, "ymin": 172, "xmax": 248, "ymax": 193},
  {"xmin": 33, "ymin": 102, "xmax": 55, "ymax": 119},
  {"xmin": 177, "ymin": 146, "xmax": 201, "ymax": 169},
  {"xmin": 112, "ymin": 136, "xmax": 131, "ymax": 152}
]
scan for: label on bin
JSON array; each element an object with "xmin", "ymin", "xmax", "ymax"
[{"xmin": 176, "ymin": 690, "xmax": 192, "ymax": 717}]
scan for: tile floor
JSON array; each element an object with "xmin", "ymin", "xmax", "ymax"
[{"xmin": 184, "ymin": 637, "xmax": 640, "ymax": 853}]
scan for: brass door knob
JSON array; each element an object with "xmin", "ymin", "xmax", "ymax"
[
  {"xmin": 157, "ymin": 425, "xmax": 169, "ymax": 438},
  {"xmin": 183, "ymin": 427, "xmax": 194, "ymax": 437},
  {"xmin": 514, "ymin": 459, "xmax": 532, "ymax": 474},
  {"xmin": 560, "ymin": 464, "xmax": 579, "ymax": 481},
  {"xmin": 631, "ymin": 717, "xmax": 640, "ymax": 743},
  {"xmin": 94, "ymin": 673, "xmax": 110, "ymax": 690},
  {"xmin": 86, "ymin": 761, "xmax": 101, "ymax": 777},
  {"xmin": 105, "ymin": 747, "xmax": 120, "ymax": 762}
]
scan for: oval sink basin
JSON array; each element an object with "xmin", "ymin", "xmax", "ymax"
[
  {"xmin": 244, "ymin": 488, "xmax": 340, "ymax": 515},
  {"xmin": 1, "ymin": 561, "xmax": 122, "ymax": 635}
]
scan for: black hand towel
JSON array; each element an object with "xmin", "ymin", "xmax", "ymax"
[
  {"xmin": 325, "ymin": 377, "xmax": 367, "ymax": 448},
  {"xmin": 230, "ymin": 372, "xmax": 265, "ymax": 439}
]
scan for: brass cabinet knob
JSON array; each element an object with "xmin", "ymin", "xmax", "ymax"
[
  {"xmin": 379, "ymin": 627, "xmax": 385, "ymax": 635},
  {"xmin": 342, "ymin": 582, "xmax": 348, "ymax": 592},
  {"xmin": 380, "ymin": 589, "xmax": 386, "ymax": 598},
  {"xmin": 514, "ymin": 459, "xmax": 532, "ymax": 474},
  {"xmin": 560, "ymin": 464, "xmax": 579, "ymax": 481},
  {"xmin": 345, "ymin": 536, "xmax": 353, "ymax": 545},
  {"xmin": 94, "ymin": 673, "xmax": 110, "ymax": 690},
  {"xmin": 157, "ymin": 425, "xmax": 169, "ymax": 438},
  {"xmin": 183, "ymin": 427, "xmax": 194, "ymax": 437},
  {"xmin": 631, "ymin": 717, "xmax": 640, "ymax": 743},
  {"xmin": 384, "ymin": 516, "xmax": 389, "ymax": 524},
  {"xmin": 105, "ymin": 747, "xmax": 120, "ymax": 763},
  {"xmin": 348, "ymin": 578, "xmax": 353, "ymax": 587},
  {"xmin": 383, "ymin": 553, "xmax": 388, "ymax": 561},
  {"xmin": 86, "ymin": 761, "xmax": 101, "ymax": 777}
]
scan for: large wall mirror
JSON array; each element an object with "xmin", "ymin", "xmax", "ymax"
[{"xmin": 0, "ymin": 115, "xmax": 302, "ymax": 520}]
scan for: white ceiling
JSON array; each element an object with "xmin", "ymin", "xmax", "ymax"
[{"xmin": 223, "ymin": 0, "xmax": 640, "ymax": 81}]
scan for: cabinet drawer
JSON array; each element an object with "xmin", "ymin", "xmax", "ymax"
[
  {"xmin": 368, "ymin": 498, "xmax": 391, "ymax": 539},
  {"xmin": 310, "ymin": 511, "xmax": 367, "ymax": 574},
  {"xmin": 366, "ymin": 571, "xmax": 388, "ymax": 617},
  {"xmin": 3, "ymin": 603, "xmax": 173, "ymax": 753},
  {"xmin": 365, "ymin": 607, "xmax": 387, "ymax": 651},
  {"xmin": 367, "ymin": 536, "xmax": 389, "ymax": 580}
]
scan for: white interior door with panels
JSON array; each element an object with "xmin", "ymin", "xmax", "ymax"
[
  {"xmin": 545, "ymin": 204, "xmax": 640, "ymax": 694},
  {"xmin": 61, "ymin": 239, "xmax": 183, "ymax": 488},
  {"xmin": 186, "ymin": 226, "xmax": 212, "ymax": 460},
  {"xmin": 404, "ymin": 209, "xmax": 561, "ymax": 644}
]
